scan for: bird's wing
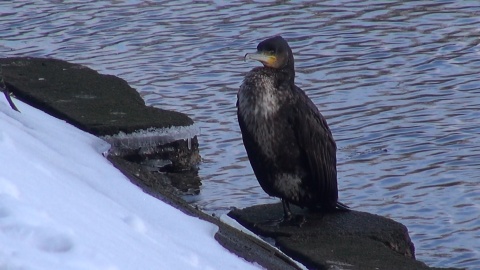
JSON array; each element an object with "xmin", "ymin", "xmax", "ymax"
[
  {"xmin": 236, "ymin": 100, "xmax": 270, "ymax": 190},
  {"xmin": 288, "ymin": 88, "xmax": 339, "ymax": 207}
]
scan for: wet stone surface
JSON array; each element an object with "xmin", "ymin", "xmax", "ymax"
[
  {"xmin": 229, "ymin": 203, "xmax": 461, "ymax": 270},
  {"xmin": 0, "ymin": 57, "xmax": 193, "ymax": 136},
  {"xmin": 0, "ymin": 56, "xmax": 200, "ymax": 173}
]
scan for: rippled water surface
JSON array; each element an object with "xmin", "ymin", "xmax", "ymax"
[{"xmin": 2, "ymin": 1, "xmax": 480, "ymax": 268}]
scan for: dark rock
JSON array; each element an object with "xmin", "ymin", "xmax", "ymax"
[
  {"xmin": 0, "ymin": 57, "xmax": 191, "ymax": 135},
  {"xmin": 0, "ymin": 57, "xmax": 200, "ymax": 173},
  {"xmin": 229, "ymin": 203, "xmax": 459, "ymax": 270}
]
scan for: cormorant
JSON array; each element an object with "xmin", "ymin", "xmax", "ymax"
[{"xmin": 237, "ymin": 36, "xmax": 349, "ymax": 220}]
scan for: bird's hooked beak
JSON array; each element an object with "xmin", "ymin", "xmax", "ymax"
[{"xmin": 244, "ymin": 52, "xmax": 277, "ymax": 68}]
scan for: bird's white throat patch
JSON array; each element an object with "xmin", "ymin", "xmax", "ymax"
[
  {"xmin": 239, "ymin": 75, "xmax": 279, "ymax": 120},
  {"xmin": 255, "ymin": 90, "xmax": 278, "ymax": 118}
]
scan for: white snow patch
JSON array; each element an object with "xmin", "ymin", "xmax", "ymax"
[{"xmin": 0, "ymin": 97, "xmax": 259, "ymax": 270}]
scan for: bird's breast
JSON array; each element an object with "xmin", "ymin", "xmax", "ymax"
[
  {"xmin": 238, "ymin": 83, "xmax": 282, "ymax": 158},
  {"xmin": 238, "ymin": 73, "xmax": 280, "ymax": 119}
]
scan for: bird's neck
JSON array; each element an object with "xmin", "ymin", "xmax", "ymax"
[{"xmin": 276, "ymin": 68, "xmax": 295, "ymax": 87}]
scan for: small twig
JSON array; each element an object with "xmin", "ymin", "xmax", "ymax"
[{"xmin": 0, "ymin": 67, "xmax": 20, "ymax": 112}]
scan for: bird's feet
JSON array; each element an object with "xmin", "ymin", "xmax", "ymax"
[
  {"xmin": 257, "ymin": 214, "xmax": 306, "ymax": 228},
  {"xmin": 281, "ymin": 214, "xmax": 306, "ymax": 227}
]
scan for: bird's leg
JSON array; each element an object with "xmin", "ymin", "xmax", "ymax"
[
  {"xmin": 280, "ymin": 199, "xmax": 306, "ymax": 227},
  {"xmin": 256, "ymin": 199, "xmax": 305, "ymax": 227},
  {"xmin": 282, "ymin": 199, "xmax": 292, "ymax": 221}
]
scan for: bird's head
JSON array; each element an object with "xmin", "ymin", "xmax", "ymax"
[{"xmin": 244, "ymin": 36, "xmax": 294, "ymax": 70}]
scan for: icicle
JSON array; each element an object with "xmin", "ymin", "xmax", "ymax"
[{"xmin": 101, "ymin": 124, "xmax": 199, "ymax": 154}]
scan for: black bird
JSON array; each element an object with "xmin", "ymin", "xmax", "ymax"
[{"xmin": 237, "ymin": 36, "xmax": 348, "ymax": 220}]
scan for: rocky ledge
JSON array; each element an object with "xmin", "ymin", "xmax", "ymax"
[
  {"xmin": 0, "ymin": 57, "xmax": 200, "ymax": 173},
  {"xmin": 229, "ymin": 203, "xmax": 455, "ymax": 270},
  {"xmin": 0, "ymin": 57, "xmax": 461, "ymax": 270}
]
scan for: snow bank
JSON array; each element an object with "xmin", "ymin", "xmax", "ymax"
[{"xmin": 0, "ymin": 98, "xmax": 260, "ymax": 270}]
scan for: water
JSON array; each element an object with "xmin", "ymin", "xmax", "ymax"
[{"xmin": 2, "ymin": 1, "xmax": 480, "ymax": 268}]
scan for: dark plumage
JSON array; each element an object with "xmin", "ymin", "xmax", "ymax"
[{"xmin": 237, "ymin": 36, "xmax": 348, "ymax": 219}]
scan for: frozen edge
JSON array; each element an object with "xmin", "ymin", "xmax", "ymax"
[{"xmin": 101, "ymin": 124, "xmax": 200, "ymax": 155}]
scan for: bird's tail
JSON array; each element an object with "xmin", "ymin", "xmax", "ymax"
[
  {"xmin": 335, "ymin": 201, "xmax": 350, "ymax": 211},
  {"xmin": 312, "ymin": 201, "xmax": 350, "ymax": 212}
]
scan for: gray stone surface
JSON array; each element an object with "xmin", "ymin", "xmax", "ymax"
[
  {"xmin": 0, "ymin": 57, "xmax": 192, "ymax": 136},
  {"xmin": 0, "ymin": 57, "xmax": 200, "ymax": 172},
  {"xmin": 229, "ymin": 203, "xmax": 461, "ymax": 270}
]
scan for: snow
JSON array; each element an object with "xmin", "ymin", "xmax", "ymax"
[{"xmin": 0, "ymin": 97, "xmax": 261, "ymax": 270}]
